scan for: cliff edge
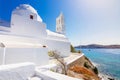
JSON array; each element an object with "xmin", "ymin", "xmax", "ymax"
[{"xmin": 66, "ymin": 53, "xmax": 100, "ymax": 80}]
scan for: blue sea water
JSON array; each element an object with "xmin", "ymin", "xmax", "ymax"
[{"xmin": 76, "ymin": 48, "xmax": 120, "ymax": 80}]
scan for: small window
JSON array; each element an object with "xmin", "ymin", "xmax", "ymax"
[
  {"xmin": 43, "ymin": 45, "xmax": 46, "ymax": 48},
  {"xmin": 30, "ymin": 15, "xmax": 33, "ymax": 19}
]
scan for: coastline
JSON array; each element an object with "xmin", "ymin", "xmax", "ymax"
[
  {"xmin": 99, "ymin": 73, "xmax": 115, "ymax": 80},
  {"xmin": 92, "ymin": 62, "xmax": 115, "ymax": 80}
]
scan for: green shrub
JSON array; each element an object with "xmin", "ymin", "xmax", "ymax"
[
  {"xmin": 70, "ymin": 45, "xmax": 82, "ymax": 53},
  {"xmin": 93, "ymin": 67, "xmax": 98, "ymax": 75},
  {"xmin": 78, "ymin": 50, "xmax": 82, "ymax": 53},
  {"xmin": 71, "ymin": 45, "xmax": 76, "ymax": 53},
  {"xmin": 84, "ymin": 62, "xmax": 91, "ymax": 69},
  {"xmin": 50, "ymin": 69, "xmax": 55, "ymax": 72},
  {"xmin": 48, "ymin": 51, "xmax": 55, "ymax": 57}
]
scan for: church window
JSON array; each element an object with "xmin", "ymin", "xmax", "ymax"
[
  {"xmin": 43, "ymin": 45, "xmax": 46, "ymax": 48},
  {"xmin": 30, "ymin": 15, "xmax": 34, "ymax": 19}
]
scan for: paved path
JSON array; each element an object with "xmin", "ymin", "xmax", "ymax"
[{"xmin": 64, "ymin": 53, "xmax": 84, "ymax": 65}]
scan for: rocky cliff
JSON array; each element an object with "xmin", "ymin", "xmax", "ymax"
[{"xmin": 67, "ymin": 53, "xmax": 100, "ymax": 80}]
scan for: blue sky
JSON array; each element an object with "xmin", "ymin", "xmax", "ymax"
[{"xmin": 0, "ymin": 0, "xmax": 120, "ymax": 46}]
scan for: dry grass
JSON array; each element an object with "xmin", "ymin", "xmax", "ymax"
[{"xmin": 68, "ymin": 65, "xmax": 100, "ymax": 80}]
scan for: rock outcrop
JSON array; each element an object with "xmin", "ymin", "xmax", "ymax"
[{"xmin": 67, "ymin": 53, "xmax": 100, "ymax": 80}]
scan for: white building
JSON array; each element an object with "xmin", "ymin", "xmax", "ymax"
[
  {"xmin": 0, "ymin": 4, "xmax": 70, "ymax": 66},
  {"xmin": 56, "ymin": 13, "xmax": 65, "ymax": 35}
]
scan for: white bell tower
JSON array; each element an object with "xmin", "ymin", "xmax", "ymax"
[{"xmin": 56, "ymin": 12, "xmax": 65, "ymax": 35}]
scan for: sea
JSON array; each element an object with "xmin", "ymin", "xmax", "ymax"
[{"xmin": 76, "ymin": 48, "xmax": 120, "ymax": 80}]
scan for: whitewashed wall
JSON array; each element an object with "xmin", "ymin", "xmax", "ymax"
[
  {"xmin": 45, "ymin": 39, "xmax": 70, "ymax": 57},
  {"xmin": 4, "ymin": 48, "xmax": 48, "ymax": 66},
  {"xmin": 11, "ymin": 14, "xmax": 47, "ymax": 38},
  {"xmin": 0, "ymin": 45, "xmax": 49, "ymax": 66},
  {"xmin": 47, "ymin": 35, "xmax": 68, "ymax": 42},
  {"xmin": 0, "ymin": 62, "xmax": 35, "ymax": 80},
  {"xmin": 0, "ymin": 48, "xmax": 4, "ymax": 65},
  {"xmin": 0, "ymin": 35, "xmax": 47, "ymax": 46},
  {"xmin": 0, "ymin": 33, "xmax": 70, "ymax": 58}
]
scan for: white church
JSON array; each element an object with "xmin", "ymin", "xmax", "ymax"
[
  {"xmin": 0, "ymin": 4, "xmax": 84, "ymax": 80},
  {"xmin": 0, "ymin": 4, "xmax": 71, "ymax": 66}
]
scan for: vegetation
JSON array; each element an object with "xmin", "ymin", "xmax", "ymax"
[
  {"xmin": 71, "ymin": 45, "xmax": 76, "ymax": 53},
  {"xmin": 69, "ymin": 65, "xmax": 99, "ymax": 80},
  {"xmin": 50, "ymin": 68, "xmax": 55, "ymax": 72},
  {"xmin": 48, "ymin": 51, "xmax": 55, "ymax": 57},
  {"xmin": 71, "ymin": 45, "xmax": 82, "ymax": 53},
  {"xmin": 84, "ymin": 56, "xmax": 89, "ymax": 61},
  {"xmin": 93, "ymin": 67, "xmax": 98, "ymax": 75},
  {"xmin": 78, "ymin": 50, "xmax": 82, "ymax": 53},
  {"xmin": 84, "ymin": 56, "xmax": 98, "ymax": 75},
  {"xmin": 84, "ymin": 62, "xmax": 91, "ymax": 69},
  {"xmin": 48, "ymin": 50, "xmax": 67, "ymax": 75}
]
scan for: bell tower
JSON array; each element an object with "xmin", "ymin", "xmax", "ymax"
[{"xmin": 56, "ymin": 12, "xmax": 65, "ymax": 35}]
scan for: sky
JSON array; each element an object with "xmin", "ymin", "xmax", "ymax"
[{"xmin": 0, "ymin": 0, "xmax": 120, "ymax": 46}]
